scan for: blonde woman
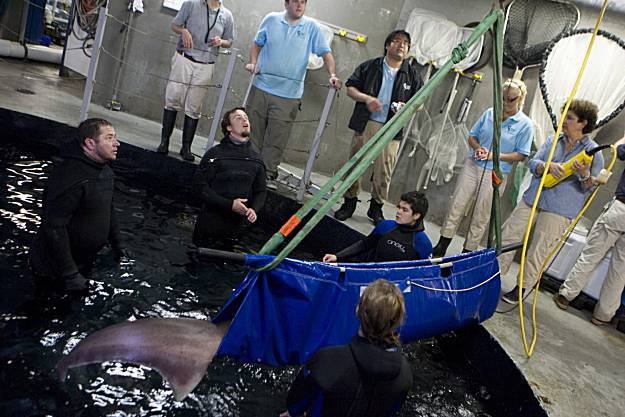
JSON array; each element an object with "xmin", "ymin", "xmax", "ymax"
[{"xmin": 432, "ymin": 79, "xmax": 534, "ymax": 257}]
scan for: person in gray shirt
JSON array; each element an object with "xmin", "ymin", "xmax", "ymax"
[{"xmin": 157, "ymin": 0, "xmax": 235, "ymax": 162}]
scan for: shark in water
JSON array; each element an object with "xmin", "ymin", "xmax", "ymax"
[{"xmin": 57, "ymin": 318, "xmax": 231, "ymax": 401}]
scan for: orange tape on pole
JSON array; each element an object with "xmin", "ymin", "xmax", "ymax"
[{"xmin": 279, "ymin": 215, "xmax": 302, "ymax": 237}]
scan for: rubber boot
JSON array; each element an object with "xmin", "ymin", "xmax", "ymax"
[
  {"xmin": 432, "ymin": 236, "xmax": 452, "ymax": 258},
  {"xmin": 157, "ymin": 108, "xmax": 177, "ymax": 154},
  {"xmin": 180, "ymin": 115, "xmax": 199, "ymax": 162},
  {"xmin": 366, "ymin": 199, "xmax": 385, "ymax": 225},
  {"xmin": 334, "ymin": 197, "xmax": 358, "ymax": 221}
]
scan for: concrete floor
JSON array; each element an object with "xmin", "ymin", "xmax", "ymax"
[{"xmin": 1, "ymin": 57, "xmax": 624, "ymax": 417}]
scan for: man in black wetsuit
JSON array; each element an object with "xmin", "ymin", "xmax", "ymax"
[
  {"xmin": 192, "ymin": 107, "xmax": 266, "ymax": 247},
  {"xmin": 29, "ymin": 118, "xmax": 125, "ymax": 292},
  {"xmin": 281, "ymin": 279, "xmax": 413, "ymax": 417},
  {"xmin": 323, "ymin": 191, "xmax": 432, "ymax": 263}
]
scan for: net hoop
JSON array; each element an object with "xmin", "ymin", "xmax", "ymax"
[{"xmin": 539, "ymin": 28, "xmax": 625, "ymax": 131}]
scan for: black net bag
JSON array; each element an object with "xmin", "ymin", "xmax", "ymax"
[{"xmin": 504, "ymin": 0, "xmax": 579, "ymax": 70}]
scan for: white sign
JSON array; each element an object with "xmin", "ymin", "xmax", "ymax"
[
  {"xmin": 64, "ymin": 20, "xmax": 91, "ymax": 76},
  {"xmin": 163, "ymin": 0, "xmax": 184, "ymax": 11}
]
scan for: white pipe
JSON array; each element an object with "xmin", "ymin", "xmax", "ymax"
[{"xmin": 0, "ymin": 39, "xmax": 63, "ymax": 64}]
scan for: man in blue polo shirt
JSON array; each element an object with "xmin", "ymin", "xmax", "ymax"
[{"xmin": 245, "ymin": 0, "xmax": 341, "ymax": 189}]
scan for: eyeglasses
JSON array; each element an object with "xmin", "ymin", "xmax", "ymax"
[
  {"xmin": 391, "ymin": 39, "xmax": 410, "ymax": 47},
  {"xmin": 503, "ymin": 95, "xmax": 520, "ymax": 103}
]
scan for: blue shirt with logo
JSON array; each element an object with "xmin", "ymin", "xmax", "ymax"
[
  {"xmin": 468, "ymin": 108, "xmax": 534, "ymax": 174},
  {"xmin": 253, "ymin": 12, "xmax": 331, "ymax": 99}
]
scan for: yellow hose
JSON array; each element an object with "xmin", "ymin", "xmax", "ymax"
[
  {"xmin": 517, "ymin": 0, "xmax": 610, "ymax": 358},
  {"xmin": 526, "ymin": 146, "xmax": 617, "ymax": 350}
]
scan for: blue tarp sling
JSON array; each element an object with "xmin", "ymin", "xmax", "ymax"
[{"xmin": 212, "ymin": 249, "xmax": 501, "ymax": 367}]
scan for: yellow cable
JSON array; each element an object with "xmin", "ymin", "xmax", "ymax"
[
  {"xmin": 529, "ymin": 145, "xmax": 618, "ymax": 331},
  {"xmin": 517, "ymin": 0, "xmax": 610, "ymax": 358}
]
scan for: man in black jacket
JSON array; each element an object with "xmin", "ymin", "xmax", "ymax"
[
  {"xmin": 281, "ymin": 279, "xmax": 413, "ymax": 417},
  {"xmin": 335, "ymin": 29, "xmax": 422, "ymax": 225},
  {"xmin": 29, "ymin": 118, "xmax": 124, "ymax": 292},
  {"xmin": 192, "ymin": 107, "xmax": 266, "ymax": 247}
]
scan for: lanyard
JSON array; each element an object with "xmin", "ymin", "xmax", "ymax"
[{"xmin": 205, "ymin": 6, "xmax": 221, "ymax": 44}]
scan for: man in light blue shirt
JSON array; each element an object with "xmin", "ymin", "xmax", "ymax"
[
  {"xmin": 245, "ymin": 0, "xmax": 341, "ymax": 187},
  {"xmin": 500, "ymin": 99, "xmax": 604, "ymax": 305}
]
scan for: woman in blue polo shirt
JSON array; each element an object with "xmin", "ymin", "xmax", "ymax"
[{"xmin": 432, "ymin": 79, "xmax": 534, "ymax": 257}]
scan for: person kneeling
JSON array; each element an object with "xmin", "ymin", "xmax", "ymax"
[
  {"xmin": 324, "ymin": 191, "xmax": 432, "ymax": 263},
  {"xmin": 281, "ymin": 279, "xmax": 413, "ymax": 417},
  {"xmin": 192, "ymin": 107, "xmax": 266, "ymax": 248}
]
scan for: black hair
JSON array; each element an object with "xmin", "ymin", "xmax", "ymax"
[
  {"xmin": 77, "ymin": 118, "xmax": 112, "ymax": 144},
  {"xmin": 400, "ymin": 191, "xmax": 428, "ymax": 217},
  {"xmin": 221, "ymin": 106, "xmax": 246, "ymax": 135},
  {"xmin": 384, "ymin": 29, "xmax": 411, "ymax": 55}
]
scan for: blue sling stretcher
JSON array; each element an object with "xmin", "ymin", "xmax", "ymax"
[{"xmin": 212, "ymin": 248, "xmax": 500, "ymax": 366}]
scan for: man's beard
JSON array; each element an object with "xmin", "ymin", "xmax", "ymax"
[{"xmin": 241, "ymin": 130, "xmax": 251, "ymax": 138}]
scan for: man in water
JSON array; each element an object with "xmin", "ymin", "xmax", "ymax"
[
  {"xmin": 29, "ymin": 118, "xmax": 125, "ymax": 292},
  {"xmin": 280, "ymin": 279, "xmax": 413, "ymax": 416},
  {"xmin": 324, "ymin": 191, "xmax": 432, "ymax": 263},
  {"xmin": 192, "ymin": 107, "xmax": 266, "ymax": 247}
]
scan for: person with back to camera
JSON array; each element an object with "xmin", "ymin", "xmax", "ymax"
[
  {"xmin": 431, "ymin": 78, "xmax": 534, "ymax": 258},
  {"xmin": 324, "ymin": 191, "xmax": 432, "ymax": 263},
  {"xmin": 29, "ymin": 118, "xmax": 126, "ymax": 292},
  {"xmin": 280, "ymin": 279, "xmax": 413, "ymax": 417},
  {"xmin": 499, "ymin": 99, "xmax": 604, "ymax": 304},
  {"xmin": 192, "ymin": 107, "xmax": 266, "ymax": 247}
]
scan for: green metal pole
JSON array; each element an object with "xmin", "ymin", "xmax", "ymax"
[
  {"xmin": 259, "ymin": 9, "xmax": 503, "ymax": 269},
  {"xmin": 488, "ymin": 10, "xmax": 504, "ymax": 255}
]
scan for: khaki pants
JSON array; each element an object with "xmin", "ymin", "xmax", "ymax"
[
  {"xmin": 344, "ymin": 121, "xmax": 400, "ymax": 204},
  {"xmin": 440, "ymin": 159, "xmax": 508, "ymax": 251},
  {"xmin": 559, "ymin": 198, "xmax": 625, "ymax": 321},
  {"xmin": 498, "ymin": 201, "xmax": 571, "ymax": 289},
  {"xmin": 246, "ymin": 86, "xmax": 300, "ymax": 177},
  {"xmin": 164, "ymin": 52, "xmax": 214, "ymax": 119}
]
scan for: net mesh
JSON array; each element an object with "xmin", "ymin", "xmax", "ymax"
[
  {"xmin": 504, "ymin": 0, "xmax": 579, "ymax": 69},
  {"xmin": 538, "ymin": 29, "xmax": 625, "ymax": 133}
]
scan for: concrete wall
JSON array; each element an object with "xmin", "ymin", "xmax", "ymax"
[
  {"xmin": 91, "ymin": 0, "xmax": 625, "ymax": 230},
  {"xmin": 92, "ymin": 0, "xmax": 406, "ymax": 170},
  {"xmin": 0, "ymin": 0, "xmax": 27, "ymax": 41}
]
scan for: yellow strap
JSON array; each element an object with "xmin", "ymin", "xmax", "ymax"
[{"xmin": 518, "ymin": 0, "xmax": 610, "ymax": 358}]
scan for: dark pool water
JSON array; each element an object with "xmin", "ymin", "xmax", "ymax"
[{"xmin": 0, "ymin": 143, "xmax": 497, "ymax": 417}]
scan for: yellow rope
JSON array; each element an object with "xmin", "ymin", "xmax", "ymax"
[{"xmin": 518, "ymin": 0, "xmax": 610, "ymax": 358}]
